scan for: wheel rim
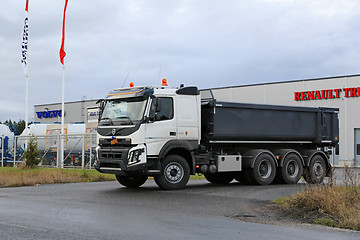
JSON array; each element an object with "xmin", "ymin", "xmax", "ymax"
[
  {"xmin": 258, "ymin": 160, "xmax": 271, "ymax": 179},
  {"xmin": 286, "ymin": 160, "xmax": 299, "ymax": 178},
  {"xmin": 313, "ymin": 161, "xmax": 324, "ymax": 178},
  {"xmin": 164, "ymin": 162, "xmax": 184, "ymax": 184}
]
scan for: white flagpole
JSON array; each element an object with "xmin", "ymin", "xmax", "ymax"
[
  {"xmin": 24, "ymin": 73, "xmax": 29, "ymax": 151},
  {"xmin": 60, "ymin": 65, "xmax": 65, "ymax": 168},
  {"xmin": 22, "ymin": 0, "xmax": 29, "ymax": 148},
  {"xmin": 25, "ymin": 73, "xmax": 28, "ymax": 130},
  {"xmin": 59, "ymin": 0, "xmax": 68, "ymax": 168}
]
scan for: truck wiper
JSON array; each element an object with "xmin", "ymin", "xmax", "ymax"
[
  {"xmin": 116, "ymin": 116, "xmax": 134, "ymax": 125},
  {"xmin": 100, "ymin": 117, "xmax": 113, "ymax": 125}
]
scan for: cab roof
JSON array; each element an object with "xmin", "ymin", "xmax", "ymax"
[{"xmin": 106, "ymin": 86, "xmax": 198, "ymax": 100}]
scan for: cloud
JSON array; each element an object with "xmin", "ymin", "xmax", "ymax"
[{"xmin": 1, "ymin": 0, "xmax": 360, "ymax": 122}]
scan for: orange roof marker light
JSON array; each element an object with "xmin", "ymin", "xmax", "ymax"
[
  {"xmin": 130, "ymin": 82, "xmax": 134, "ymax": 87},
  {"xmin": 162, "ymin": 78, "xmax": 168, "ymax": 86}
]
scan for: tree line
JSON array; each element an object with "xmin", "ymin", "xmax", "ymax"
[{"xmin": 0, "ymin": 119, "xmax": 32, "ymax": 136}]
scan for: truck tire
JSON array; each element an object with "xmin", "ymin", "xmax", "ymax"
[
  {"xmin": 248, "ymin": 153, "xmax": 276, "ymax": 185},
  {"xmin": 303, "ymin": 155, "xmax": 326, "ymax": 184},
  {"xmin": 154, "ymin": 155, "xmax": 190, "ymax": 190},
  {"xmin": 276, "ymin": 153, "xmax": 303, "ymax": 184},
  {"xmin": 204, "ymin": 172, "xmax": 235, "ymax": 184},
  {"xmin": 116, "ymin": 175, "xmax": 148, "ymax": 188}
]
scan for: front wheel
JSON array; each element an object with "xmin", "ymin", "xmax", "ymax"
[
  {"xmin": 116, "ymin": 175, "xmax": 148, "ymax": 188},
  {"xmin": 154, "ymin": 155, "xmax": 190, "ymax": 190}
]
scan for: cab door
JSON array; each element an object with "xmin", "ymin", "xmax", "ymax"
[{"xmin": 145, "ymin": 97, "xmax": 177, "ymax": 156}]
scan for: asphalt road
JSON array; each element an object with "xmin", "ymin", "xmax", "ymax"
[{"xmin": 0, "ymin": 179, "xmax": 359, "ymax": 240}]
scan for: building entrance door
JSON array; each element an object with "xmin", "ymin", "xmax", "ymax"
[{"xmin": 355, "ymin": 129, "xmax": 360, "ymax": 166}]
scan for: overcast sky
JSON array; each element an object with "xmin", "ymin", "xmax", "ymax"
[{"xmin": 1, "ymin": 0, "xmax": 360, "ymax": 122}]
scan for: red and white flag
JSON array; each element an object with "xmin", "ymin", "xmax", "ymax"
[
  {"xmin": 59, "ymin": 0, "xmax": 69, "ymax": 65},
  {"xmin": 21, "ymin": 0, "xmax": 29, "ymax": 74}
]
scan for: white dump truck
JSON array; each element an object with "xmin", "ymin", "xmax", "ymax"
[{"xmin": 95, "ymin": 81, "xmax": 339, "ymax": 190}]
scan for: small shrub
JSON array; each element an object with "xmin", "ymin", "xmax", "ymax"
[{"xmin": 23, "ymin": 136, "xmax": 42, "ymax": 168}]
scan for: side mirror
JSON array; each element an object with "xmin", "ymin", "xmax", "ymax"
[
  {"xmin": 96, "ymin": 99, "xmax": 105, "ymax": 109},
  {"xmin": 335, "ymin": 144, "xmax": 340, "ymax": 155},
  {"xmin": 97, "ymin": 99, "xmax": 105, "ymax": 121},
  {"xmin": 96, "ymin": 99, "xmax": 104, "ymax": 104}
]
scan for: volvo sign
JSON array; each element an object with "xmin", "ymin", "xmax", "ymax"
[{"xmin": 36, "ymin": 110, "xmax": 63, "ymax": 119}]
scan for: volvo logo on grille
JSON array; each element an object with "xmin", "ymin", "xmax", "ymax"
[{"xmin": 112, "ymin": 129, "xmax": 116, "ymax": 135}]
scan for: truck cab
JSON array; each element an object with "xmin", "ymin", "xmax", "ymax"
[{"xmin": 95, "ymin": 83, "xmax": 201, "ymax": 189}]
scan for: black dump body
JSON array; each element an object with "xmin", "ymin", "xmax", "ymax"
[{"xmin": 201, "ymin": 100, "xmax": 339, "ymax": 146}]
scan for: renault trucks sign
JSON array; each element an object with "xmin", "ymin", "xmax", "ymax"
[{"xmin": 294, "ymin": 87, "xmax": 360, "ymax": 101}]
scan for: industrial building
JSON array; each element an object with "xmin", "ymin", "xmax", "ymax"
[
  {"xmin": 209, "ymin": 74, "xmax": 360, "ymax": 167},
  {"xmin": 33, "ymin": 74, "xmax": 360, "ymax": 167},
  {"xmin": 34, "ymin": 100, "xmax": 98, "ymax": 124}
]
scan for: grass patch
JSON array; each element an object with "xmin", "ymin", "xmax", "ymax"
[
  {"xmin": 0, "ymin": 167, "xmax": 205, "ymax": 188},
  {"xmin": 272, "ymin": 196, "xmax": 291, "ymax": 204},
  {"xmin": 314, "ymin": 218, "xmax": 335, "ymax": 228},
  {"xmin": 0, "ymin": 167, "xmax": 116, "ymax": 188},
  {"xmin": 277, "ymin": 167, "xmax": 360, "ymax": 231}
]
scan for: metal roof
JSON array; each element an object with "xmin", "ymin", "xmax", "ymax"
[{"xmin": 205, "ymin": 74, "xmax": 360, "ymax": 91}]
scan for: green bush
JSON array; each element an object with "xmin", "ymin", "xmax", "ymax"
[{"xmin": 23, "ymin": 136, "xmax": 42, "ymax": 168}]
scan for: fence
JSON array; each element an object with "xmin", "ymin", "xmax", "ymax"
[{"xmin": 1, "ymin": 133, "xmax": 97, "ymax": 169}]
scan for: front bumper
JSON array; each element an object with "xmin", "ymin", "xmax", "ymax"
[{"xmin": 94, "ymin": 147, "xmax": 160, "ymax": 176}]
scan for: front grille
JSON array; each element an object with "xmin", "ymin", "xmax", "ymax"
[
  {"xmin": 100, "ymin": 152, "xmax": 123, "ymax": 159},
  {"xmin": 99, "ymin": 147, "xmax": 130, "ymax": 161}
]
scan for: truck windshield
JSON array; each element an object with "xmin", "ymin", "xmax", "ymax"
[{"xmin": 100, "ymin": 96, "xmax": 148, "ymax": 125}]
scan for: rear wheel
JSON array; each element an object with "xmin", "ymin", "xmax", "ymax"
[
  {"xmin": 204, "ymin": 172, "xmax": 235, "ymax": 184},
  {"xmin": 248, "ymin": 153, "xmax": 276, "ymax": 185},
  {"xmin": 304, "ymin": 155, "xmax": 327, "ymax": 184},
  {"xmin": 276, "ymin": 153, "xmax": 303, "ymax": 184},
  {"xmin": 116, "ymin": 175, "xmax": 148, "ymax": 188},
  {"xmin": 154, "ymin": 155, "xmax": 190, "ymax": 190}
]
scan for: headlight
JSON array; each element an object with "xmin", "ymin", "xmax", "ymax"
[
  {"xmin": 128, "ymin": 148, "xmax": 144, "ymax": 165},
  {"xmin": 94, "ymin": 146, "xmax": 101, "ymax": 167}
]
